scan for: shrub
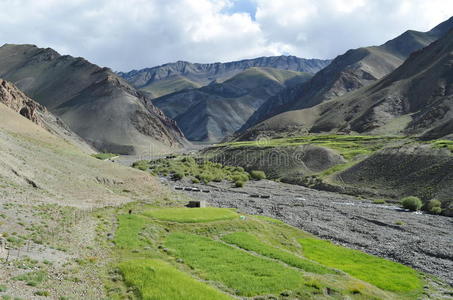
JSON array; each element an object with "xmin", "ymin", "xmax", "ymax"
[
  {"xmin": 373, "ymin": 199, "xmax": 386, "ymax": 205},
  {"xmin": 426, "ymin": 199, "xmax": 441, "ymax": 210},
  {"xmin": 250, "ymin": 170, "xmax": 266, "ymax": 180},
  {"xmin": 401, "ymin": 196, "xmax": 422, "ymax": 211},
  {"xmin": 200, "ymin": 174, "xmax": 214, "ymax": 184},
  {"xmin": 172, "ymin": 172, "xmax": 184, "ymax": 181},
  {"xmin": 232, "ymin": 174, "xmax": 249, "ymax": 183},
  {"xmin": 430, "ymin": 206, "xmax": 442, "ymax": 215},
  {"xmin": 235, "ymin": 180, "xmax": 245, "ymax": 188},
  {"xmin": 191, "ymin": 178, "xmax": 200, "ymax": 184}
]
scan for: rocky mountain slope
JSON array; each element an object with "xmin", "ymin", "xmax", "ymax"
[
  {"xmin": 247, "ymin": 29, "xmax": 453, "ymax": 140},
  {"xmin": 0, "ymin": 44, "xmax": 187, "ymax": 155},
  {"xmin": 118, "ymin": 55, "xmax": 331, "ymax": 98},
  {"xmin": 240, "ymin": 30, "xmax": 453, "ymax": 139},
  {"xmin": 0, "ymin": 78, "xmax": 94, "ymax": 153},
  {"xmin": 153, "ymin": 67, "xmax": 311, "ymax": 142},
  {"xmin": 240, "ymin": 16, "xmax": 453, "ymax": 131}
]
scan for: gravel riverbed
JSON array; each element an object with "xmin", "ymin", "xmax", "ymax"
[{"xmin": 164, "ymin": 178, "xmax": 453, "ymax": 286}]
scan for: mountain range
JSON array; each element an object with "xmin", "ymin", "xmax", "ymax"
[
  {"xmin": 239, "ymin": 16, "xmax": 453, "ymax": 133},
  {"xmin": 0, "ymin": 44, "xmax": 187, "ymax": 154},
  {"xmin": 118, "ymin": 56, "xmax": 331, "ymax": 98},
  {"xmin": 152, "ymin": 67, "xmax": 312, "ymax": 142},
  {"xmin": 239, "ymin": 27, "xmax": 453, "ymax": 140}
]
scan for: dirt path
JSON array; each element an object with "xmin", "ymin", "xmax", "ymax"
[{"xmin": 165, "ymin": 178, "xmax": 453, "ymax": 286}]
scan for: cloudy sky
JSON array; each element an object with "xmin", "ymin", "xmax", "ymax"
[{"xmin": 0, "ymin": 0, "xmax": 452, "ymax": 71}]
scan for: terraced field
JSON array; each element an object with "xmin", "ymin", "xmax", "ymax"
[{"xmin": 109, "ymin": 206, "xmax": 432, "ymax": 299}]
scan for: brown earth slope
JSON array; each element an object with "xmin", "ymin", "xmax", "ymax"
[
  {"xmin": 0, "ymin": 78, "xmax": 94, "ymax": 153},
  {"xmin": 240, "ymin": 17, "xmax": 453, "ymax": 131},
  {"xmin": 241, "ymin": 29, "xmax": 453, "ymax": 140},
  {"xmin": 0, "ymin": 44, "xmax": 187, "ymax": 155}
]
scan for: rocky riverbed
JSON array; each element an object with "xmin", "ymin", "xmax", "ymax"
[{"xmin": 163, "ymin": 178, "xmax": 453, "ymax": 287}]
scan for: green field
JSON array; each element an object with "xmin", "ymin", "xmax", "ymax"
[
  {"xmin": 165, "ymin": 232, "xmax": 305, "ymax": 296},
  {"xmin": 114, "ymin": 214, "xmax": 147, "ymax": 249},
  {"xmin": 299, "ymin": 238, "xmax": 423, "ymax": 294},
  {"xmin": 144, "ymin": 207, "xmax": 238, "ymax": 223},
  {"xmin": 119, "ymin": 259, "xmax": 233, "ymax": 300},
  {"xmin": 222, "ymin": 232, "xmax": 335, "ymax": 274},
  {"xmin": 109, "ymin": 205, "xmax": 427, "ymax": 299},
  {"xmin": 217, "ymin": 135, "xmax": 403, "ymax": 160}
]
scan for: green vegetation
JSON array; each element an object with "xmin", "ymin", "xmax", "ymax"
[
  {"xmin": 132, "ymin": 156, "xmax": 251, "ymax": 185},
  {"xmin": 401, "ymin": 196, "xmax": 423, "ymax": 211},
  {"xmin": 373, "ymin": 199, "xmax": 387, "ymax": 204},
  {"xmin": 299, "ymin": 238, "xmax": 423, "ymax": 294},
  {"xmin": 426, "ymin": 199, "xmax": 442, "ymax": 214},
  {"xmin": 91, "ymin": 153, "xmax": 117, "ymax": 160},
  {"xmin": 165, "ymin": 233, "xmax": 305, "ymax": 296},
  {"xmin": 429, "ymin": 139, "xmax": 453, "ymax": 153},
  {"xmin": 144, "ymin": 207, "xmax": 238, "ymax": 223},
  {"xmin": 250, "ymin": 170, "xmax": 266, "ymax": 180},
  {"xmin": 13, "ymin": 270, "xmax": 47, "ymax": 287},
  {"xmin": 218, "ymin": 135, "xmax": 403, "ymax": 160},
  {"xmin": 114, "ymin": 214, "xmax": 147, "ymax": 249},
  {"xmin": 222, "ymin": 232, "xmax": 334, "ymax": 274},
  {"xmin": 0, "ymin": 285, "xmax": 6, "ymax": 292},
  {"xmin": 110, "ymin": 205, "xmax": 427, "ymax": 299},
  {"xmin": 234, "ymin": 180, "xmax": 244, "ymax": 187},
  {"xmin": 119, "ymin": 259, "xmax": 232, "ymax": 300}
]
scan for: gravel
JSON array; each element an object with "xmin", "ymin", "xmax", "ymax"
[{"xmin": 167, "ymin": 178, "xmax": 453, "ymax": 286}]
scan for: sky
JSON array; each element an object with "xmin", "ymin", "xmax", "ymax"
[{"xmin": 0, "ymin": 0, "xmax": 451, "ymax": 71}]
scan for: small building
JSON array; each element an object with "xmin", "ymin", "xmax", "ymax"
[{"xmin": 186, "ymin": 200, "xmax": 206, "ymax": 208}]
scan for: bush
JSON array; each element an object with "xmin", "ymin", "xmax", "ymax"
[
  {"xmin": 235, "ymin": 180, "xmax": 245, "ymax": 188},
  {"xmin": 200, "ymin": 174, "xmax": 213, "ymax": 184},
  {"xmin": 172, "ymin": 172, "xmax": 184, "ymax": 181},
  {"xmin": 401, "ymin": 196, "xmax": 422, "ymax": 211},
  {"xmin": 232, "ymin": 174, "xmax": 249, "ymax": 183},
  {"xmin": 191, "ymin": 178, "xmax": 200, "ymax": 184},
  {"xmin": 250, "ymin": 170, "xmax": 266, "ymax": 180},
  {"xmin": 426, "ymin": 199, "xmax": 441, "ymax": 210},
  {"xmin": 430, "ymin": 206, "xmax": 442, "ymax": 215}
]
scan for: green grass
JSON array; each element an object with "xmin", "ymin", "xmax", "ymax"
[
  {"xmin": 144, "ymin": 208, "xmax": 238, "ymax": 223},
  {"xmin": 165, "ymin": 233, "xmax": 305, "ymax": 296},
  {"xmin": 114, "ymin": 215, "xmax": 147, "ymax": 249},
  {"xmin": 119, "ymin": 259, "xmax": 232, "ymax": 300},
  {"xmin": 91, "ymin": 153, "xmax": 117, "ymax": 160},
  {"xmin": 217, "ymin": 135, "xmax": 403, "ymax": 160},
  {"xmin": 13, "ymin": 271, "xmax": 47, "ymax": 287},
  {"xmin": 299, "ymin": 238, "xmax": 423, "ymax": 294},
  {"xmin": 254, "ymin": 215, "xmax": 285, "ymax": 225},
  {"xmin": 222, "ymin": 232, "xmax": 335, "ymax": 275},
  {"xmin": 429, "ymin": 139, "xmax": 453, "ymax": 153}
]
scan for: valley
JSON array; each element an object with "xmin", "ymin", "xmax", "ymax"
[{"xmin": 0, "ymin": 5, "xmax": 452, "ymax": 300}]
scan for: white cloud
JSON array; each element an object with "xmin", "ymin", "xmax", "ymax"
[{"xmin": 0, "ymin": 0, "xmax": 451, "ymax": 70}]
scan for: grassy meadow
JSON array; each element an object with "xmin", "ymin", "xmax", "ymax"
[
  {"xmin": 299, "ymin": 238, "xmax": 424, "ymax": 294},
  {"xmin": 108, "ymin": 206, "xmax": 426, "ymax": 299}
]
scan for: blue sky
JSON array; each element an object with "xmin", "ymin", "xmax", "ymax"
[
  {"xmin": 223, "ymin": 0, "xmax": 257, "ymax": 20},
  {"xmin": 0, "ymin": 0, "xmax": 451, "ymax": 70}
]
